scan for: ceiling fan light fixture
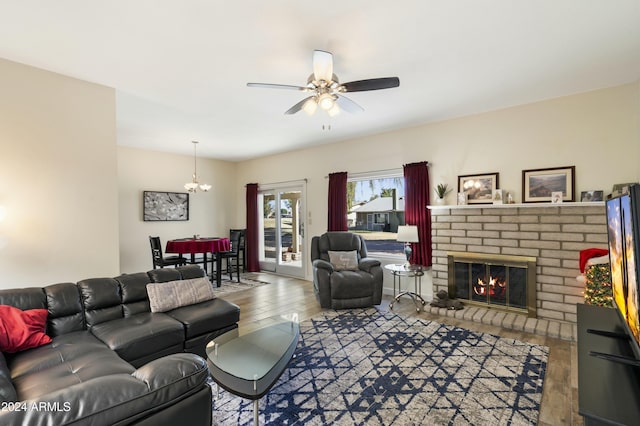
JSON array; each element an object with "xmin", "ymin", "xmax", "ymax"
[
  {"xmin": 302, "ymin": 98, "xmax": 318, "ymax": 115},
  {"xmin": 318, "ymin": 93, "xmax": 334, "ymax": 110},
  {"xmin": 247, "ymin": 50, "xmax": 399, "ymax": 116}
]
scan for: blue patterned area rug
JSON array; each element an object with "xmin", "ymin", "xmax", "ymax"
[{"xmin": 209, "ymin": 308, "xmax": 548, "ymax": 425}]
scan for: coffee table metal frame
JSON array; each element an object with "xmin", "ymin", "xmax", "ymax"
[
  {"xmin": 385, "ymin": 263, "xmax": 426, "ymax": 312},
  {"xmin": 205, "ymin": 314, "xmax": 299, "ymax": 425}
]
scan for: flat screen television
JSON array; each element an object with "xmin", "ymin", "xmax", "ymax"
[{"xmin": 602, "ymin": 184, "xmax": 640, "ymax": 362}]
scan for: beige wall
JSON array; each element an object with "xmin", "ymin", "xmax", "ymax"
[
  {"xmin": 117, "ymin": 146, "xmax": 237, "ymax": 274},
  {"xmin": 235, "ymin": 82, "xmax": 640, "ymax": 284},
  {"xmin": 0, "ymin": 58, "xmax": 118, "ymax": 288},
  {"xmin": 1, "ymin": 56, "xmax": 638, "ymax": 292}
]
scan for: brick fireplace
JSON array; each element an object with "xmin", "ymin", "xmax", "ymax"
[{"xmin": 429, "ymin": 203, "xmax": 607, "ymax": 324}]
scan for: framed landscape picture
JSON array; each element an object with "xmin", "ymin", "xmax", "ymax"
[
  {"xmin": 458, "ymin": 172, "xmax": 499, "ymax": 204},
  {"xmin": 143, "ymin": 191, "xmax": 189, "ymax": 221},
  {"xmin": 522, "ymin": 166, "xmax": 575, "ymax": 203}
]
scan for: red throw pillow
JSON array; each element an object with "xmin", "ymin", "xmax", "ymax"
[{"xmin": 0, "ymin": 305, "xmax": 52, "ymax": 353}]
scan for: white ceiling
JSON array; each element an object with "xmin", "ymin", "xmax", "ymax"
[{"xmin": 1, "ymin": 1, "xmax": 639, "ymax": 161}]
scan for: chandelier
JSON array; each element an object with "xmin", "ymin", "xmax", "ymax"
[{"xmin": 184, "ymin": 141, "xmax": 211, "ymax": 193}]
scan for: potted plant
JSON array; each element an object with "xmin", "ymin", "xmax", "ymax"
[{"xmin": 434, "ymin": 183, "xmax": 451, "ymax": 205}]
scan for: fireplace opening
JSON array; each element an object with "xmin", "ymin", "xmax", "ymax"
[{"xmin": 448, "ymin": 252, "xmax": 536, "ymax": 317}]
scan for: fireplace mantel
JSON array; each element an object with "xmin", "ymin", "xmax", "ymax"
[{"xmin": 428, "ymin": 201, "xmax": 605, "ymax": 210}]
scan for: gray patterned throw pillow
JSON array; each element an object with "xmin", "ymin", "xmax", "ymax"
[
  {"xmin": 147, "ymin": 277, "xmax": 216, "ymax": 312},
  {"xmin": 328, "ymin": 250, "xmax": 359, "ymax": 271}
]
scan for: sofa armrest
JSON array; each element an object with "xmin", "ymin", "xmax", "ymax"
[
  {"xmin": 0, "ymin": 353, "xmax": 209, "ymax": 426},
  {"xmin": 133, "ymin": 352, "xmax": 208, "ymax": 391},
  {"xmin": 312, "ymin": 259, "xmax": 335, "ymax": 272},
  {"xmin": 358, "ymin": 257, "xmax": 381, "ymax": 273}
]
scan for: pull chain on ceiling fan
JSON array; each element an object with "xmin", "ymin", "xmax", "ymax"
[{"xmin": 247, "ymin": 50, "xmax": 400, "ymax": 116}]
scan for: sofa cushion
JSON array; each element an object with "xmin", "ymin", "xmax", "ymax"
[
  {"xmin": 177, "ymin": 265, "xmax": 207, "ymax": 280},
  {"xmin": 89, "ymin": 313, "xmax": 184, "ymax": 362},
  {"xmin": 0, "ymin": 287, "xmax": 47, "ymax": 313},
  {"xmin": 45, "ymin": 283, "xmax": 85, "ymax": 337},
  {"xmin": 115, "ymin": 272, "xmax": 152, "ymax": 317},
  {"xmin": 0, "ymin": 305, "xmax": 52, "ymax": 353},
  {"xmin": 328, "ymin": 250, "xmax": 359, "ymax": 271},
  {"xmin": 165, "ymin": 298, "xmax": 240, "ymax": 339},
  {"xmin": 0, "ymin": 352, "xmax": 17, "ymax": 402},
  {"xmin": 8, "ymin": 331, "xmax": 134, "ymax": 400},
  {"xmin": 1, "ymin": 353, "xmax": 209, "ymax": 426},
  {"xmin": 147, "ymin": 268, "xmax": 182, "ymax": 283},
  {"xmin": 77, "ymin": 278, "xmax": 123, "ymax": 327},
  {"xmin": 147, "ymin": 265, "xmax": 205, "ymax": 283},
  {"xmin": 146, "ymin": 277, "xmax": 216, "ymax": 313}
]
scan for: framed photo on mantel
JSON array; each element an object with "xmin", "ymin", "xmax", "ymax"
[
  {"xmin": 458, "ymin": 172, "xmax": 499, "ymax": 204},
  {"xmin": 522, "ymin": 166, "xmax": 575, "ymax": 203}
]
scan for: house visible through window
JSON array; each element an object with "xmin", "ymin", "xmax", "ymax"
[{"xmin": 347, "ymin": 173, "xmax": 405, "ymax": 256}]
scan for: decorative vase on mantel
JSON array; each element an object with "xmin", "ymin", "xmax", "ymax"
[{"xmin": 434, "ymin": 197, "xmax": 446, "ymax": 205}]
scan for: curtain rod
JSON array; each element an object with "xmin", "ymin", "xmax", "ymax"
[
  {"xmin": 245, "ymin": 178, "xmax": 307, "ymax": 187},
  {"xmin": 324, "ymin": 164, "xmax": 430, "ymax": 179}
]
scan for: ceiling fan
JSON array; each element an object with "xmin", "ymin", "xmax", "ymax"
[{"xmin": 247, "ymin": 50, "xmax": 400, "ymax": 117}]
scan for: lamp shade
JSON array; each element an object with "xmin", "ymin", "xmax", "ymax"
[{"xmin": 397, "ymin": 225, "xmax": 419, "ymax": 243}]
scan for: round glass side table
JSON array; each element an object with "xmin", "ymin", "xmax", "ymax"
[{"xmin": 384, "ymin": 263, "xmax": 426, "ymax": 312}]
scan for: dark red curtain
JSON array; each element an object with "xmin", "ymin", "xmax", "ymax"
[
  {"xmin": 245, "ymin": 183, "xmax": 260, "ymax": 272},
  {"xmin": 403, "ymin": 161, "xmax": 432, "ymax": 266},
  {"xmin": 327, "ymin": 172, "xmax": 348, "ymax": 231}
]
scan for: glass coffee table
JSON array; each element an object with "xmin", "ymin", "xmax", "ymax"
[{"xmin": 205, "ymin": 314, "xmax": 300, "ymax": 425}]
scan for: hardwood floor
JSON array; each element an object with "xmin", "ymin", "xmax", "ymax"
[{"xmin": 223, "ymin": 273, "xmax": 580, "ymax": 425}]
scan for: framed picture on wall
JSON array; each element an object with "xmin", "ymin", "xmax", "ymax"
[
  {"xmin": 143, "ymin": 191, "xmax": 189, "ymax": 221},
  {"xmin": 457, "ymin": 172, "xmax": 499, "ymax": 204},
  {"xmin": 522, "ymin": 166, "xmax": 575, "ymax": 203}
]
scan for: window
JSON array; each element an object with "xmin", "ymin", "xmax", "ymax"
[{"xmin": 347, "ymin": 173, "xmax": 405, "ymax": 256}]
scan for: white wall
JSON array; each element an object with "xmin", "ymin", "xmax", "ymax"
[
  {"xmin": 0, "ymin": 58, "xmax": 119, "ymax": 288},
  {"xmin": 117, "ymin": 146, "xmax": 237, "ymax": 274},
  {"xmin": 235, "ymin": 82, "xmax": 640, "ymax": 294}
]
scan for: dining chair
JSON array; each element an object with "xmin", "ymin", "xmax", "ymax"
[
  {"xmin": 230, "ymin": 228, "xmax": 246, "ymax": 273},
  {"xmin": 218, "ymin": 230, "xmax": 243, "ymax": 282},
  {"xmin": 149, "ymin": 236, "xmax": 187, "ymax": 269}
]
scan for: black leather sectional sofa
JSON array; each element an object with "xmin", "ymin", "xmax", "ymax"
[{"xmin": 0, "ymin": 265, "xmax": 240, "ymax": 426}]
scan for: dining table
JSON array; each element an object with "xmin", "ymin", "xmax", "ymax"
[{"xmin": 165, "ymin": 237, "xmax": 231, "ymax": 287}]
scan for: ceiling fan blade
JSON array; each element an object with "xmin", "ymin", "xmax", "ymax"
[
  {"xmin": 336, "ymin": 95, "xmax": 364, "ymax": 114},
  {"xmin": 247, "ymin": 83, "xmax": 308, "ymax": 91},
  {"xmin": 284, "ymin": 96, "xmax": 315, "ymax": 115},
  {"xmin": 313, "ymin": 50, "xmax": 333, "ymax": 82},
  {"xmin": 341, "ymin": 77, "xmax": 400, "ymax": 92}
]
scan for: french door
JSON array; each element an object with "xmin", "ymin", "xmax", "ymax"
[{"xmin": 258, "ymin": 182, "xmax": 306, "ymax": 278}]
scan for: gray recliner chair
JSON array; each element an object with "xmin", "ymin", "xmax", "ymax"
[{"xmin": 311, "ymin": 232, "xmax": 383, "ymax": 309}]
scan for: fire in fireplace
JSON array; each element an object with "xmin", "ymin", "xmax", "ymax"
[
  {"xmin": 475, "ymin": 275, "xmax": 506, "ymax": 298},
  {"xmin": 447, "ymin": 252, "xmax": 537, "ymax": 317}
]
